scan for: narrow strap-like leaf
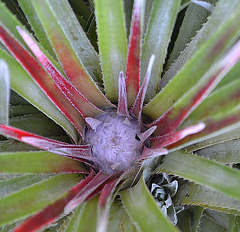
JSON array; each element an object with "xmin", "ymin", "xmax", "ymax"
[
  {"xmin": 150, "ymin": 38, "xmax": 240, "ymax": 136},
  {"xmin": 144, "ymin": 5, "xmax": 240, "ymax": 120},
  {"xmin": 185, "ymin": 77, "xmax": 240, "ymax": 123},
  {"xmin": 65, "ymin": 172, "xmax": 110, "ymax": 213},
  {"xmin": 0, "ymin": 25, "xmax": 85, "ymax": 136},
  {"xmin": 0, "ymin": 173, "xmax": 81, "ymax": 227},
  {"xmin": 64, "ymin": 197, "xmax": 98, "ymax": 232},
  {"xmin": 174, "ymin": 182, "xmax": 240, "ymax": 215},
  {"xmin": 162, "ymin": 0, "xmax": 240, "ymax": 87},
  {"xmin": 185, "ymin": 127, "xmax": 240, "ymax": 153},
  {"xmin": 45, "ymin": 0, "xmax": 102, "ymax": 83},
  {"xmin": 166, "ymin": 2, "xmax": 210, "ymax": 68},
  {"xmin": 0, "ymin": 59, "xmax": 10, "ymax": 125},
  {"xmin": 121, "ymin": 176, "xmax": 179, "ymax": 232},
  {"xmin": 150, "ymin": 123, "xmax": 205, "ymax": 148},
  {"xmin": 9, "ymin": 105, "xmax": 40, "ymax": 117},
  {"xmin": 0, "ymin": 124, "xmax": 93, "ymax": 161},
  {"xmin": 141, "ymin": 0, "xmax": 180, "ymax": 101},
  {"xmin": 0, "ymin": 175, "xmax": 50, "ymax": 198},
  {"xmin": 215, "ymin": 58, "xmax": 240, "ymax": 89},
  {"xmin": 131, "ymin": 55, "xmax": 155, "ymax": 123},
  {"xmin": 18, "ymin": 0, "xmax": 56, "ymax": 59},
  {"xmin": 17, "ymin": 26, "xmax": 103, "ymax": 118},
  {"xmin": 97, "ymin": 178, "xmax": 119, "ymax": 232},
  {"xmin": 117, "ymin": 72, "xmax": 129, "ymax": 117},
  {"xmin": 31, "ymin": 0, "xmax": 113, "ymax": 109},
  {"xmin": 157, "ymin": 150, "xmax": 240, "ymax": 201},
  {"xmin": 0, "ymin": 151, "xmax": 87, "ymax": 174},
  {"xmin": 9, "ymin": 114, "xmax": 66, "ymax": 137},
  {"xmin": 125, "ymin": 0, "xmax": 142, "ymax": 107},
  {"xmin": 13, "ymin": 173, "xmax": 94, "ymax": 232},
  {"xmin": 0, "ymin": 48, "xmax": 78, "ymax": 143},
  {"xmin": 197, "ymin": 139, "xmax": 240, "ymax": 164},
  {"xmin": 95, "ymin": 0, "xmax": 128, "ymax": 101},
  {"xmin": 107, "ymin": 201, "xmax": 136, "ymax": 231},
  {"xmin": 168, "ymin": 107, "xmax": 240, "ymax": 151},
  {"xmin": 0, "ymin": 2, "xmax": 64, "ymax": 74}
]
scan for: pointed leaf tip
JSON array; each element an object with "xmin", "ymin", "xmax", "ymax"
[
  {"xmin": 150, "ymin": 122, "xmax": 205, "ymax": 149},
  {"xmin": 17, "ymin": 26, "xmax": 103, "ymax": 118},
  {"xmin": 125, "ymin": 0, "xmax": 142, "ymax": 107},
  {"xmin": 117, "ymin": 71, "xmax": 129, "ymax": 117},
  {"xmin": 130, "ymin": 54, "xmax": 155, "ymax": 121},
  {"xmin": 0, "ymin": 59, "xmax": 10, "ymax": 125},
  {"xmin": 140, "ymin": 148, "xmax": 168, "ymax": 161},
  {"xmin": 65, "ymin": 172, "xmax": 110, "ymax": 213}
]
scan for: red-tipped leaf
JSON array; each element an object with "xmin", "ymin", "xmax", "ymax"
[
  {"xmin": 31, "ymin": 0, "xmax": 114, "ymax": 109},
  {"xmin": 168, "ymin": 107, "xmax": 240, "ymax": 151},
  {"xmin": 150, "ymin": 39, "xmax": 240, "ymax": 136},
  {"xmin": 130, "ymin": 55, "xmax": 155, "ymax": 123},
  {"xmin": 0, "ymin": 25, "xmax": 85, "ymax": 135},
  {"xmin": 97, "ymin": 178, "xmax": 120, "ymax": 232},
  {"xmin": 139, "ymin": 148, "xmax": 168, "ymax": 161},
  {"xmin": 125, "ymin": 0, "xmax": 142, "ymax": 107},
  {"xmin": 17, "ymin": 26, "xmax": 103, "ymax": 118},
  {"xmin": 65, "ymin": 172, "xmax": 111, "ymax": 213},
  {"xmin": 150, "ymin": 122, "xmax": 205, "ymax": 148},
  {"xmin": 117, "ymin": 72, "xmax": 129, "ymax": 117},
  {"xmin": 14, "ymin": 172, "xmax": 96, "ymax": 232},
  {"xmin": 0, "ymin": 124, "xmax": 94, "ymax": 160}
]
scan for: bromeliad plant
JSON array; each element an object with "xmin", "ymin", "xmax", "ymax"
[{"xmin": 1, "ymin": 0, "xmax": 240, "ymax": 231}]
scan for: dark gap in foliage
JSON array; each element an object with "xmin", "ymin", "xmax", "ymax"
[
  {"xmin": 1, "ymin": 0, "xmax": 30, "ymax": 31},
  {"xmin": 162, "ymin": 7, "xmax": 187, "ymax": 75},
  {"xmin": 68, "ymin": 0, "xmax": 98, "ymax": 51}
]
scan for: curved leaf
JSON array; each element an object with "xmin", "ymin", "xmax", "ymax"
[
  {"xmin": 95, "ymin": 0, "xmax": 128, "ymax": 101},
  {"xmin": 0, "ymin": 1, "xmax": 63, "ymax": 73},
  {"xmin": 168, "ymin": 107, "xmax": 240, "ymax": 151},
  {"xmin": 107, "ymin": 200, "xmax": 138, "ymax": 232},
  {"xmin": 10, "ymin": 114, "xmax": 66, "ymax": 137},
  {"xmin": 166, "ymin": 1, "xmax": 211, "ymax": 67},
  {"xmin": 141, "ymin": 0, "xmax": 180, "ymax": 101},
  {"xmin": 0, "ymin": 175, "xmax": 50, "ymax": 198},
  {"xmin": 64, "ymin": 197, "xmax": 98, "ymax": 232},
  {"xmin": 162, "ymin": 0, "xmax": 240, "ymax": 87},
  {"xmin": 17, "ymin": 26, "xmax": 103, "ymax": 118},
  {"xmin": 196, "ymin": 140, "xmax": 240, "ymax": 164},
  {"xmin": 186, "ymin": 127, "xmax": 240, "ymax": 153},
  {"xmin": 45, "ymin": 0, "xmax": 102, "ymax": 83},
  {"xmin": 125, "ymin": 0, "xmax": 142, "ymax": 107},
  {"xmin": 144, "ymin": 4, "xmax": 240, "ymax": 119},
  {"xmin": 18, "ymin": 0, "xmax": 56, "ymax": 59},
  {"xmin": 0, "ymin": 151, "xmax": 87, "ymax": 174},
  {"xmin": 0, "ymin": 49, "xmax": 78, "ymax": 143},
  {"xmin": 157, "ymin": 150, "xmax": 240, "ymax": 201},
  {"xmin": 185, "ymin": 78, "xmax": 240, "ymax": 123},
  {"xmin": 150, "ymin": 39, "xmax": 240, "ymax": 136},
  {"xmin": 174, "ymin": 183, "xmax": 240, "ymax": 215},
  {"xmin": 0, "ymin": 174, "xmax": 82, "ymax": 226},
  {"xmin": 31, "ymin": 0, "xmax": 112, "ymax": 109},
  {"xmin": 0, "ymin": 59, "xmax": 10, "ymax": 125},
  {"xmin": 0, "ymin": 25, "xmax": 86, "ymax": 137},
  {"xmin": 121, "ymin": 176, "xmax": 179, "ymax": 232},
  {"xmin": 9, "ymin": 105, "xmax": 40, "ymax": 117}
]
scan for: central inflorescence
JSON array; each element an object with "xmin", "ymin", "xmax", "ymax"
[{"xmin": 85, "ymin": 110, "xmax": 143, "ymax": 175}]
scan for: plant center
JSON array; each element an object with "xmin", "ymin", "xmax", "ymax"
[{"xmin": 84, "ymin": 111, "xmax": 143, "ymax": 175}]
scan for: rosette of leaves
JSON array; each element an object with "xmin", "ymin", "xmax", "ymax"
[
  {"xmin": 149, "ymin": 173, "xmax": 183, "ymax": 226},
  {"xmin": 1, "ymin": 0, "xmax": 240, "ymax": 231}
]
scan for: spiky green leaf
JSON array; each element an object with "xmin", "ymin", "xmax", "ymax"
[
  {"xmin": 157, "ymin": 150, "xmax": 240, "ymax": 201},
  {"xmin": 95, "ymin": 0, "xmax": 128, "ymax": 101},
  {"xmin": 121, "ymin": 176, "xmax": 179, "ymax": 232}
]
